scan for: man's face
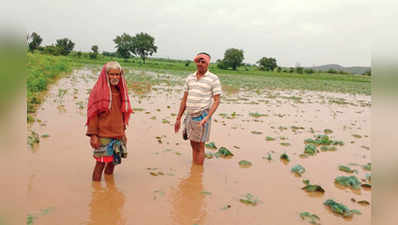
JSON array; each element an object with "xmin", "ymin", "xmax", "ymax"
[
  {"xmin": 108, "ymin": 68, "xmax": 121, "ymax": 86},
  {"xmin": 195, "ymin": 58, "xmax": 208, "ymax": 73}
]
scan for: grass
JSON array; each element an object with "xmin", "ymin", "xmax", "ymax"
[{"xmin": 27, "ymin": 53, "xmax": 80, "ymax": 120}]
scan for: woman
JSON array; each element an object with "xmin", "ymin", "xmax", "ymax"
[{"xmin": 86, "ymin": 61, "xmax": 133, "ymax": 181}]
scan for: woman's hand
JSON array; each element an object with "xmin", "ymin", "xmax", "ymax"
[
  {"xmin": 90, "ymin": 135, "xmax": 100, "ymax": 149},
  {"xmin": 122, "ymin": 135, "xmax": 127, "ymax": 144}
]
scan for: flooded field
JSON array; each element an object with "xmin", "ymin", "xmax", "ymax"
[{"xmin": 24, "ymin": 67, "xmax": 370, "ymax": 225}]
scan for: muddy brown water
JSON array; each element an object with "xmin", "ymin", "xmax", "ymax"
[{"xmin": 22, "ymin": 68, "xmax": 370, "ymax": 225}]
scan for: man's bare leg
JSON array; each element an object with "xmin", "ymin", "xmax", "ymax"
[
  {"xmin": 196, "ymin": 142, "xmax": 205, "ymax": 165},
  {"xmin": 190, "ymin": 140, "xmax": 198, "ymax": 164},
  {"xmin": 190, "ymin": 141, "xmax": 205, "ymax": 165}
]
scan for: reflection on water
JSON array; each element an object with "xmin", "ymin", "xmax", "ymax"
[
  {"xmin": 87, "ymin": 175, "xmax": 126, "ymax": 225},
  {"xmin": 170, "ymin": 164, "xmax": 207, "ymax": 225}
]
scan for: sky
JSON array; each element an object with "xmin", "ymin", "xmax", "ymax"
[{"xmin": 6, "ymin": 0, "xmax": 380, "ymax": 67}]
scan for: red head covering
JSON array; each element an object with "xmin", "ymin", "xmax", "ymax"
[
  {"xmin": 194, "ymin": 53, "xmax": 210, "ymax": 65},
  {"xmin": 86, "ymin": 63, "xmax": 133, "ymax": 126}
]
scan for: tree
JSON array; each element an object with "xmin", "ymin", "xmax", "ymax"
[
  {"xmin": 28, "ymin": 32, "xmax": 42, "ymax": 52},
  {"xmin": 222, "ymin": 48, "xmax": 244, "ymax": 70},
  {"xmin": 362, "ymin": 69, "xmax": 371, "ymax": 76},
  {"xmin": 304, "ymin": 68, "xmax": 314, "ymax": 74},
  {"xmin": 216, "ymin": 59, "xmax": 229, "ymax": 69},
  {"xmin": 113, "ymin": 33, "xmax": 133, "ymax": 59},
  {"xmin": 89, "ymin": 45, "xmax": 99, "ymax": 59},
  {"xmin": 277, "ymin": 67, "xmax": 282, "ymax": 73},
  {"xmin": 296, "ymin": 66, "xmax": 304, "ymax": 74},
  {"xmin": 131, "ymin": 32, "xmax": 157, "ymax": 64},
  {"xmin": 257, "ymin": 57, "xmax": 278, "ymax": 71},
  {"xmin": 102, "ymin": 51, "xmax": 117, "ymax": 57},
  {"xmin": 55, "ymin": 38, "xmax": 75, "ymax": 55},
  {"xmin": 327, "ymin": 68, "xmax": 337, "ymax": 74}
]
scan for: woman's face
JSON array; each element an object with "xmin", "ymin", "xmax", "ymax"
[{"xmin": 108, "ymin": 68, "xmax": 121, "ymax": 86}]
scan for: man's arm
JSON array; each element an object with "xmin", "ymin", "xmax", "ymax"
[
  {"xmin": 200, "ymin": 94, "xmax": 220, "ymax": 126},
  {"xmin": 174, "ymin": 92, "xmax": 188, "ymax": 133}
]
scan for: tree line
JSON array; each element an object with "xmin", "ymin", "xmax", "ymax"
[
  {"xmin": 26, "ymin": 32, "xmax": 157, "ymax": 63},
  {"xmin": 26, "ymin": 32, "xmax": 370, "ymax": 75}
]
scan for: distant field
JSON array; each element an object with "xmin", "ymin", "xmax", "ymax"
[
  {"xmin": 27, "ymin": 53, "xmax": 371, "ymax": 117},
  {"xmin": 68, "ymin": 54, "xmax": 370, "ymax": 95}
]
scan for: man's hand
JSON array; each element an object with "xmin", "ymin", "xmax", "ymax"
[
  {"xmin": 90, "ymin": 135, "xmax": 100, "ymax": 149},
  {"xmin": 174, "ymin": 119, "xmax": 181, "ymax": 133},
  {"xmin": 200, "ymin": 116, "xmax": 210, "ymax": 126}
]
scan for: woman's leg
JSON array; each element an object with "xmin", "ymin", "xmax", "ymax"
[
  {"xmin": 92, "ymin": 161, "xmax": 105, "ymax": 181},
  {"xmin": 104, "ymin": 162, "xmax": 115, "ymax": 175}
]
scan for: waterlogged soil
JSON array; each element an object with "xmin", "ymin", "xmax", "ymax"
[{"xmin": 24, "ymin": 67, "xmax": 370, "ymax": 225}]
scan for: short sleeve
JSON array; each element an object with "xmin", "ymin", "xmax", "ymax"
[
  {"xmin": 183, "ymin": 77, "xmax": 189, "ymax": 92},
  {"xmin": 211, "ymin": 77, "xmax": 222, "ymax": 96}
]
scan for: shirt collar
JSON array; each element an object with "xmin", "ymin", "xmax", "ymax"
[{"xmin": 193, "ymin": 70, "xmax": 210, "ymax": 78}]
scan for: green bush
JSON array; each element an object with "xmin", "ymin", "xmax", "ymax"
[{"xmin": 27, "ymin": 53, "xmax": 75, "ymax": 115}]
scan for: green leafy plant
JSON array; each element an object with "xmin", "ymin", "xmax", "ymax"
[
  {"xmin": 215, "ymin": 147, "xmax": 234, "ymax": 158},
  {"xmin": 239, "ymin": 160, "xmax": 252, "ymax": 168},
  {"xmin": 302, "ymin": 180, "xmax": 325, "ymax": 193},
  {"xmin": 304, "ymin": 144, "xmax": 318, "ymax": 155},
  {"xmin": 205, "ymin": 152, "xmax": 214, "ymax": 159},
  {"xmin": 335, "ymin": 176, "xmax": 361, "ymax": 189},
  {"xmin": 280, "ymin": 142, "xmax": 291, "ymax": 146},
  {"xmin": 291, "ymin": 164, "xmax": 306, "ymax": 176},
  {"xmin": 27, "ymin": 131, "xmax": 40, "ymax": 148},
  {"xmin": 365, "ymin": 173, "xmax": 371, "ymax": 182},
  {"xmin": 338, "ymin": 165, "xmax": 356, "ymax": 173},
  {"xmin": 240, "ymin": 193, "xmax": 260, "ymax": 206},
  {"xmin": 249, "ymin": 112, "xmax": 267, "ymax": 118},
  {"xmin": 205, "ymin": 142, "xmax": 217, "ymax": 149},
  {"xmin": 150, "ymin": 171, "xmax": 164, "ymax": 176},
  {"xmin": 305, "ymin": 134, "xmax": 344, "ymax": 146},
  {"xmin": 299, "ymin": 212, "xmax": 321, "ymax": 225},
  {"xmin": 324, "ymin": 129, "xmax": 333, "ymax": 134},
  {"xmin": 265, "ymin": 136, "xmax": 275, "ymax": 141},
  {"xmin": 280, "ymin": 153, "xmax": 290, "ymax": 162},
  {"xmin": 357, "ymin": 200, "xmax": 370, "ymax": 206},
  {"xmin": 266, "ymin": 153, "xmax": 272, "ymax": 161},
  {"xmin": 27, "ymin": 207, "xmax": 55, "ymax": 225},
  {"xmin": 324, "ymin": 199, "xmax": 361, "ymax": 217},
  {"xmin": 320, "ymin": 145, "xmax": 337, "ymax": 151},
  {"xmin": 362, "ymin": 163, "xmax": 371, "ymax": 171},
  {"xmin": 40, "ymin": 134, "xmax": 50, "ymax": 138},
  {"xmin": 75, "ymin": 101, "xmax": 85, "ymax": 110},
  {"xmin": 361, "ymin": 183, "xmax": 371, "ymax": 189}
]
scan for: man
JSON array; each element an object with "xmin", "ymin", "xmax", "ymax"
[
  {"xmin": 86, "ymin": 61, "xmax": 133, "ymax": 181},
  {"xmin": 174, "ymin": 52, "xmax": 222, "ymax": 165}
]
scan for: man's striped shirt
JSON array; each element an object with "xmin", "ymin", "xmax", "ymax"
[{"xmin": 184, "ymin": 70, "xmax": 222, "ymax": 114}]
